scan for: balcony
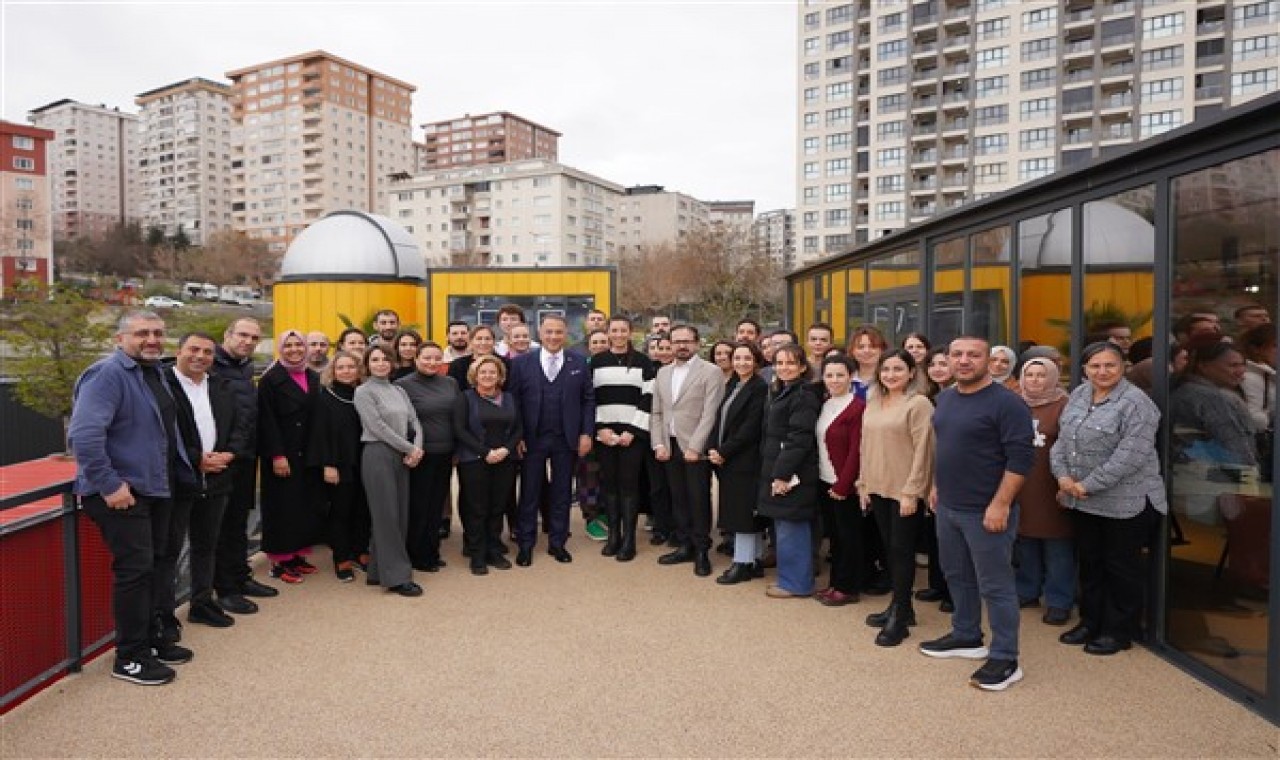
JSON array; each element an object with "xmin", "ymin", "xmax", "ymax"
[
  {"xmin": 912, "ymin": 42, "xmax": 939, "ymax": 58},
  {"xmin": 1064, "ymin": 67, "xmax": 1096, "ymax": 84},
  {"xmin": 1101, "ymin": 92, "xmax": 1133, "ymax": 109},
  {"xmin": 1101, "ymin": 123, "xmax": 1134, "ymax": 141},
  {"xmin": 1064, "ymin": 128, "xmax": 1094, "ymax": 145},
  {"xmin": 1103, "ymin": 1, "xmax": 1134, "ymax": 15},
  {"xmin": 1065, "ymin": 7, "xmax": 1094, "ymax": 25},
  {"xmin": 1101, "ymin": 61, "xmax": 1135, "ymax": 79},
  {"xmin": 942, "ymin": 118, "xmax": 968, "ymax": 133},
  {"xmin": 942, "ymin": 145, "xmax": 969, "ymax": 161},
  {"xmin": 911, "ymin": 95, "xmax": 939, "ymax": 111},
  {"xmin": 942, "ymin": 174, "xmax": 969, "ymax": 189},
  {"xmin": 910, "ymin": 178, "xmax": 938, "ymax": 193},
  {"xmin": 911, "ymin": 149, "xmax": 939, "ymax": 165},
  {"xmin": 1196, "ymin": 85, "xmax": 1224, "ymax": 99},
  {"xmin": 912, "ymin": 124, "xmax": 938, "ymax": 140},
  {"xmin": 1101, "ymin": 33, "xmax": 1135, "ymax": 50},
  {"xmin": 1064, "ymin": 39, "xmax": 1095, "ymax": 58},
  {"xmin": 1197, "ymin": 20, "xmax": 1225, "ymax": 35}
]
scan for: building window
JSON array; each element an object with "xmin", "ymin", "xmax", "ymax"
[
  {"xmin": 804, "ymin": 37, "xmax": 820, "ymax": 56},
  {"xmin": 877, "ymin": 120, "xmax": 905, "ymax": 139},
  {"xmin": 976, "ymin": 0, "xmax": 1008, "ymax": 11},
  {"xmin": 826, "ymin": 55, "xmax": 853, "ymax": 75},
  {"xmin": 803, "ymin": 186, "xmax": 819, "ymax": 205},
  {"xmin": 826, "ymin": 157, "xmax": 852, "ymax": 177},
  {"xmin": 1232, "ymin": 34, "xmax": 1279, "ymax": 61},
  {"xmin": 976, "ymin": 46, "xmax": 1010, "ymax": 69},
  {"xmin": 825, "ymin": 183, "xmax": 851, "ymax": 202},
  {"xmin": 826, "ymin": 4, "xmax": 852, "ymax": 24},
  {"xmin": 876, "ymin": 147, "xmax": 904, "ymax": 168},
  {"xmin": 805, "ymin": 87, "xmax": 819, "ymax": 106},
  {"xmin": 826, "ymin": 132, "xmax": 853, "ymax": 151},
  {"xmin": 804, "ymin": 161, "xmax": 820, "ymax": 179},
  {"xmin": 1022, "ymin": 7, "xmax": 1056, "ymax": 31},
  {"xmin": 879, "ymin": 12, "xmax": 904, "ymax": 33},
  {"xmin": 974, "ymin": 134, "xmax": 1008, "ymax": 155},
  {"xmin": 974, "ymin": 162, "xmax": 1007, "ymax": 185},
  {"xmin": 1019, "ymin": 97, "xmax": 1056, "ymax": 120},
  {"xmin": 1018, "ymin": 157, "xmax": 1055, "ymax": 180},
  {"xmin": 1139, "ymin": 110, "xmax": 1183, "ymax": 137},
  {"xmin": 826, "ymin": 106, "xmax": 853, "ymax": 127},
  {"xmin": 1234, "ymin": 0, "xmax": 1279, "ymax": 28},
  {"xmin": 826, "ymin": 208, "xmax": 851, "ymax": 227},
  {"xmin": 804, "ymin": 137, "xmax": 820, "ymax": 155},
  {"xmin": 1020, "ymin": 67, "xmax": 1056, "ymax": 91},
  {"xmin": 1142, "ymin": 45, "xmax": 1184, "ymax": 71},
  {"xmin": 1019, "ymin": 127, "xmax": 1054, "ymax": 151},
  {"xmin": 974, "ymin": 104, "xmax": 1008, "ymax": 126},
  {"xmin": 878, "ymin": 40, "xmax": 907, "ymax": 60},
  {"xmin": 1020, "ymin": 37, "xmax": 1055, "ymax": 62},
  {"xmin": 11, "ymin": 135, "xmax": 34, "ymax": 150},
  {"xmin": 876, "ymin": 174, "xmax": 904, "ymax": 193},
  {"xmin": 875, "ymin": 201, "xmax": 904, "ymax": 221},
  {"xmin": 804, "ymin": 10, "xmax": 820, "ymax": 29},
  {"xmin": 1230, "ymin": 68, "xmax": 1277, "ymax": 97},
  {"xmin": 975, "ymin": 75, "xmax": 1009, "ymax": 99},
  {"xmin": 804, "ymin": 112, "xmax": 820, "ymax": 130},
  {"xmin": 826, "ymin": 81, "xmax": 854, "ymax": 102},
  {"xmin": 976, "ymin": 17, "xmax": 1009, "ymax": 40},
  {"xmin": 804, "ymin": 62, "xmax": 820, "ymax": 80},
  {"xmin": 1140, "ymin": 77, "xmax": 1184, "ymax": 102},
  {"xmin": 828, "ymin": 30, "xmax": 853, "ymax": 50},
  {"xmin": 803, "ymin": 211, "xmax": 819, "ymax": 230},
  {"xmin": 1142, "ymin": 12, "xmax": 1184, "ymax": 39},
  {"xmin": 12, "ymin": 157, "xmax": 34, "ymax": 171},
  {"xmin": 878, "ymin": 93, "xmax": 906, "ymax": 113},
  {"xmin": 878, "ymin": 66, "xmax": 907, "ymax": 86}
]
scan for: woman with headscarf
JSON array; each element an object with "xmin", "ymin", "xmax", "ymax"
[
  {"xmin": 989, "ymin": 345, "xmax": 1018, "ymax": 390},
  {"xmin": 258, "ymin": 330, "xmax": 323, "ymax": 584},
  {"xmin": 1013, "ymin": 356, "xmax": 1075, "ymax": 626}
]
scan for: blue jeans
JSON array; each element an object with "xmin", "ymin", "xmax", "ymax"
[
  {"xmin": 937, "ymin": 504, "xmax": 1020, "ymax": 661},
  {"xmin": 1015, "ymin": 536, "xmax": 1076, "ymax": 611},
  {"xmin": 774, "ymin": 518, "xmax": 814, "ymax": 595}
]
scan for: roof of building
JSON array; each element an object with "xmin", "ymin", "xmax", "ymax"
[
  {"xmin": 135, "ymin": 77, "xmax": 232, "ymax": 104},
  {"xmin": 225, "ymin": 50, "xmax": 416, "ymax": 92},
  {"xmin": 280, "ymin": 210, "xmax": 425, "ymax": 282},
  {"xmin": 421, "ymin": 111, "xmax": 562, "ymax": 137},
  {"xmin": 0, "ymin": 121, "xmax": 55, "ymax": 140}
]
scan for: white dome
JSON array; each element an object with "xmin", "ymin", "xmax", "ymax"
[
  {"xmin": 1019, "ymin": 201, "xmax": 1155, "ymax": 269},
  {"xmin": 280, "ymin": 211, "xmax": 425, "ymax": 281}
]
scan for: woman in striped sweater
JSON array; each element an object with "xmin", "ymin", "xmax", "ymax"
[{"xmin": 589, "ymin": 316, "xmax": 656, "ymax": 562}]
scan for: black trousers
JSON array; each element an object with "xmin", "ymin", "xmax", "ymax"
[
  {"xmin": 408, "ymin": 453, "xmax": 452, "ymax": 567},
  {"xmin": 664, "ymin": 438, "xmax": 713, "ymax": 551},
  {"xmin": 154, "ymin": 494, "xmax": 192, "ymax": 621},
  {"xmin": 214, "ymin": 459, "xmax": 255, "ymax": 596},
  {"xmin": 83, "ymin": 494, "xmax": 171, "ymax": 660},
  {"xmin": 921, "ymin": 511, "xmax": 951, "ymax": 600},
  {"xmin": 186, "ymin": 491, "xmax": 229, "ymax": 602},
  {"xmin": 597, "ymin": 439, "xmax": 645, "ymax": 501},
  {"xmin": 458, "ymin": 459, "xmax": 518, "ymax": 561},
  {"xmin": 871, "ymin": 494, "xmax": 923, "ymax": 608},
  {"xmin": 323, "ymin": 476, "xmax": 370, "ymax": 565},
  {"xmin": 646, "ymin": 449, "xmax": 673, "ymax": 532},
  {"xmin": 822, "ymin": 484, "xmax": 864, "ymax": 594},
  {"xmin": 1073, "ymin": 504, "xmax": 1154, "ymax": 643}
]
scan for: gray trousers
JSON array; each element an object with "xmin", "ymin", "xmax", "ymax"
[
  {"xmin": 936, "ymin": 503, "xmax": 1021, "ymax": 661},
  {"xmin": 361, "ymin": 442, "xmax": 413, "ymax": 588}
]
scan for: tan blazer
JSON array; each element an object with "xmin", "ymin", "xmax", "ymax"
[{"xmin": 650, "ymin": 355, "xmax": 726, "ymax": 456}]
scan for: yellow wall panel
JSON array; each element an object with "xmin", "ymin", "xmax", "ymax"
[
  {"xmin": 274, "ymin": 282, "xmax": 426, "ymax": 352},
  {"xmin": 425, "ymin": 269, "xmax": 614, "ymax": 344}
]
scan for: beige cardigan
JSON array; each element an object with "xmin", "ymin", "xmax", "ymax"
[{"xmin": 856, "ymin": 392, "xmax": 935, "ymax": 502}]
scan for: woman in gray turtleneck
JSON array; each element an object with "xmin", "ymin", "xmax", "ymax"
[
  {"xmin": 354, "ymin": 345, "xmax": 424, "ymax": 597},
  {"xmin": 396, "ymin": 341, "xmax": 460, "ymax": 571}
]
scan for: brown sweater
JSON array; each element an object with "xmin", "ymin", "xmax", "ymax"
[
  {"xmin": 856, "ymin": 392, "xmax": 935, "ymax": 502},
  {"xmin": 1016, "ymin": 396, "xmax": 1073, "ymax": 539}
]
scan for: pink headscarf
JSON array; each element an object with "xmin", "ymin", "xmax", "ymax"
[
  {"xmin": 272, "ymin": 330, "xmax": 309, "ymax": 391},
  {"xmin": 1018, "ymin": 357, "xmax": 1067, "ymax": 407}
]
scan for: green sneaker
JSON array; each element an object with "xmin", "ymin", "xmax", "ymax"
[{"xmin": 585, "ymin": 516, "xmax": 609, "ymax": 541}]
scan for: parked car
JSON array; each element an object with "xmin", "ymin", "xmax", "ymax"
[{"xmin": 144, "ymin": 296, "xmax": 184, "ymax": 309}]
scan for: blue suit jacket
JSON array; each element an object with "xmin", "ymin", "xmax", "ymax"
[{"xmin": 507, "ymin": 348, "xmax": 596, "ymax": 450}]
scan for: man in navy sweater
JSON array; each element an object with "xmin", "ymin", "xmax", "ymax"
[{"xmin": 921, "ymin": 336, "xmax": 1034, "ymax": 692}]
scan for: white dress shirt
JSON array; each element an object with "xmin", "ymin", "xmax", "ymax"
[{"xmin": 175, "ymin": 370, "xmax": 216, "ymax": 453}]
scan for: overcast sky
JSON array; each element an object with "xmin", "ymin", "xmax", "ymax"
[{"xmin": 2, "ymin": 0, "xmax": 797, "ymax": 211}]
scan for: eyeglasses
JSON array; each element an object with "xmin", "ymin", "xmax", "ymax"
[
  {"xmin": 672, "ymin": 339, "xmax": 698, "ymax": 344},
  {"xmin": 130, "ymin": 329, "xmax": 166, "ymax": 338},
  {"xmin": 233, "ymin": 331, "xmax": 261, "ymax": 341}
]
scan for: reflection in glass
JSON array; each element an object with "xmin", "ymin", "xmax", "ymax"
[
  {"xmin": 448, "ymin": 295, "xmax": 595, "ymax": 338},
  {"xmin": 1166, "ymin": 148, "xmax": 1278, "ymax": 699},
  {"xmin": 868, "ymin": 247, "xmax": 921, "ymax": 345},
  {"xmin": 845, "ymin": 264, "xmax": 866, "ymax": 336},
  {"xmin": 930, "ymin": 237, "xmax": 966, "ymax": 346},
  {"xmin": 1018, "ymin": 208, "xmax": 1073, "ymax": 361},
  {"xmin": 971, "ymin": 226, "xmax": 1012, "ymax": 346},
  {"xmin": 1084, "ymin": 188, "xmax": 1156, "ymax": 369}
]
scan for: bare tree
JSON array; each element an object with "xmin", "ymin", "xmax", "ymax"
[{"xmin": 184, "ymin": 230, "xmax": 280, "ymax": 287}]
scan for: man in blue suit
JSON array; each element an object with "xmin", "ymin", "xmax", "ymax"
[{"xmin": 507, "ymin": 314, "xmax": 596, "ymax": 565}]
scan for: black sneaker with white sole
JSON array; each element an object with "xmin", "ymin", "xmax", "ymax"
[
  {"xmin": 970, "ymin": 658, "xmax": 1024, "ymax": 691},
  {"xmin": 152, "ymin": 643, "xmax": 194, "ymax": 664},
  {"xmin": 112, "ymin": 656, "xmax": 176, "ymax": 685},
  {"xmin": 919, "ymin": 632, "xmax": 990, "ymax": 660}
]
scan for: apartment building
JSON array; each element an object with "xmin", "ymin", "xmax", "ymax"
[
  {"xmin": 752, "ymin": 208, "xmax": 798, "ymax": 271},
  {"xmin": 0, "ymin": 122, "xmax": 55, "ymax": 291},
  {"xmin": 707, "ymin": 199, "xmax": 757, "ymax": 232},
  {"xmin": 387, "ymin": 158, "xmax": 623, "ymax": 268},
  {"xmin": 226, "ymin": 50, "xmax": 416, "ymax": 255},
  {"xmin": 419, "ymin": 112, "xmax": 560, "ymax": 172},
  {"xmin": 796, "ymin": 0, "xmax": 1280, "ymax": 265},
  {"xmin": 27, "ymin": 100, "xmax": 140, "ymax": 242},
  {"xmin": 614, "ymin": 185, "xmax": 710, "ymax": 255},
  {"xmin": 134, "ymin": 78, "xmax": 234, "ymax": 246}
]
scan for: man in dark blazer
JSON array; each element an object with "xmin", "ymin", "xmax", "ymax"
[
  {"xmin": 506, "ymin": 314, "xmax": 595, "ymax": 565},
  {"xmin": 163, "ymin": 332, "xmax": 253, "ymax": 631}
]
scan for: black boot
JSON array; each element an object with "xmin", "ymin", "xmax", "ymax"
[
  {"xmin": 658, "ymin": 545, "xmax": 696, "ymax": 565},
  {"xmin": 866, "ymin": 604, "xmax": 917, "ymax": 628},
  {"xmin": 601, "ymin": 495, "xmax": 622, "ymax": 557},
  {"xmin": 616, "ymin": 494, "xmax": 639, "ymax": 562},
  {"xmin": 716, "ymin": 562, "xmax": 755, "ymax": 585},
  {"xmin": 694, "ymin": 549, "xmax": 712, "ymax": 577},
  {"xmin": 875, "ymin": 604, "xmax": 914, "ymax": 647}
]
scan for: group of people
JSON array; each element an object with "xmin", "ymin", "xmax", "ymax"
[{"xmin": 69, "ymin": 299, "xmax": 1274, "ymax": 692}]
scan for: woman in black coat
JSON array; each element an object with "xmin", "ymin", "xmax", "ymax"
[
  {"xmin": 757, "ymin": 343, "xmax": 821, "ymax": 598},
  {"xmin": 258, "ymin": 330, "xmax": 323, "ymax": 585},
  {"xmin": 307, "ymin": 350, "xmax": 370, "ymax": 583},
  {"xmin": 708, "ymin": 342, "xmax": 768, "ymax": 585}
]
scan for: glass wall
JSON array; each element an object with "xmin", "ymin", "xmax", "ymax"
[
  {"xmin": 930, "ymin": 236, "xmax": 966, "ymax": 346},
  {"xmin": 971, "ymin": 225, "xmax": 1013, "ymax": 347},
  {"xmin": 1165, "ymin": 149, "xmax": 1278, "ymax": 699},
  {"xmin": 1083, "ymin": 187, "xmax": 1156, "ymax": 365},
  {"xmin": 866, "ymin": 246, "xmax": 921, "ymax": 346},
  {"xmin": 1017, "ymin": 208, "xmax": 1073, "ymax": 356}
]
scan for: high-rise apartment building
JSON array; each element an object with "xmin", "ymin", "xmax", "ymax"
[
  {"xmin": 387, "ymin": 158, "xmax": 622, "ymax": 268},
  {"xmin": 226, "ymin": 50, "xmax": 416, "ymax": 254},
  {"xmin": 0, "ymin": 121, "xmax": 55, "ymax": 291},
  {"xmin": 134, "ymin": 78, "xmax": 234, "ymax": 246},
  {"xmin": 752, "ymin": 208, "xmax": 797, "ymax": 270},
  {"xmin": 28, "ymin": 100, "xmax": 140, "ymax": 242},
  {"xmin": 796, "ymin": 0, "xmax": 1280, "ymax": 266},
  {"xmin": 707, "ymin": 200, "xmax": 757, "ymax": 232},
  {"xmin": 419, "ymin": 112, "xmax": 560, "ymax": 172},
  {"xmin": 614, "ymin": 186, "xmax": 710, "ymax": 255}
]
